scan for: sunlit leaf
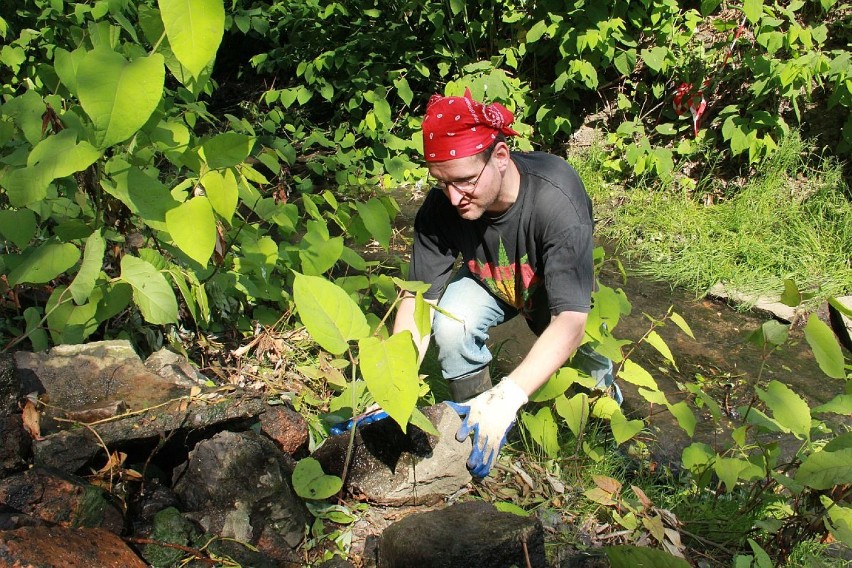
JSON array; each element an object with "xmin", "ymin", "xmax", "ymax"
[
  {"xmin": 756, "ymin": 380, "xmax": 811, "ymax": 440},
  {"xmin": 292, "ymin": 458, "xmax": 342, "ymax": 500},
  {"xmin": 804, "ymin": 314, "xmax": 845, "ymax": 379},
  {"xmin": 797, "ymin": 448, "xmax": 852, "ymax": 490},
  {"xmin": 555, "ymin": 392, "xmax": 589, "ymax": 437},
  {"xmin": 0, "ymin": 209, "xmax": 37, "ymax": 248},
  {"xmin": 158, "ymin": 0, "xmax": 224, "ymax": 79},
  {"xmin": 23, "ymin": 307, "xmax": 48, "ymax": 352},
  {"xmin": 68, "ymin": 231, "xmax": 105, "ymax": 305},
  {"xmin": 166, "ymin": 196, "xmax": 216, "ymax": 266},
  {"xmin": 77, "ymin": 49, "xmax": 165, "ymax": 148},
  {"xmin": 667, "ymin": 401, "xmax": 696, "ymax": 437},
  {"xmin": 520, "ymin": 407, "xmax": 559, "ymax": 457},
  {"xmin": 531, "ymin": 367, "xmax": 577, "ymax": 402},
  {"xmin": 7, "ymin": 242, "xmax": 80, "ymax": 286},
  {"xmin": 355, "ymin": 198, "xmax": 392, "ymax": 250},
  {"xmin": 714, "ymin": 456, "xmax": 749, "ymax": 492},
  {"xmin": 200, "ymin": 132, "xmax": 254, "ymax": 169},
  {"xmin": 358, "ymin": 334, "xmax": 419, "ymax": 431},
  {"xmin": 618, "ymin": 359, "xmax": 658, "ymax": 390},
  {"xmin": 201, "ymin": 169, "xmax": 238, "ymax": 223},
  {"xmin": 119, "ymin": 255, "xmax": 178, "ymax": 324},
  {"xmin": 293, "ymin": 273, "xmax": 369, "ymax": 355},
  {"xmin": 646, "ymin": 330, "xmax": 676, "ymax": 368},
  {"xmin": 412, "ymin": 292, "xmax": 432, "ymax": 348},
  {"xmin": 610, "ymin": 408, "xmax": 644, "ymax": 444},
  {"xmin": 668, "ymin": 311, "xmax": 694, "ymax": 339}
]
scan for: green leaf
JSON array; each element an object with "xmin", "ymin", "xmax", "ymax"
[
  {"xmin": 53, "ymin": 47, "xmax": 87, "ymax": 95},
  {"xmin": 748, "ymin": 320, "xmax": 789, "ymax": 348},
  {"xmin": 822, "ymin": 498, "xmax": 852, "ymax": 546},
  {"xmin": 28, "ymin": 127, "xmax": 102, "ymax": 182},
  {"xmin": 668, "ymin": 401, "xmax": 696, "ymax": 437},
  {"xmin": 412, "ymin": 292, "xmax": 432, "ymax": 347},
  {"xmin": 610, "ymin": 409, "xmax": 644, "ymax": 445},
  {"xmin": 23, "ymin": 307, "xmax": 48, "ymax": 352},
  {"xmin": 299, "ymin": 233, "xmax": 344, "ymax": 276},
  {"xmin": 358, "ymin": 334, "xmax": 419, "ymax": 431},
  {"xmin": 0, "ymin": 209, "xmax": 37, "ymax": 248},
  {"xmin": 119, "ymin": 255, "xmax": 178, "ymax": 325},
  {"xmin": 292, "ymin": 458, "xmax": 342, "ymax": 500},
  {"xmin": 804, "ymin": 314, "xmax": 846, "ymax": 379},
  {"xmin": 668, "ymin": 311, "xmax": 694, "ymax": 338},
  {"xmin": 520, "ymin": 407, "xmax": 559, "ymax": 457},
  {"xmin": 293, "ymin": 273, "xmax": 370, "ymax": 355},
  {"xmin": 814, "ymin": 394, "xmax": 852, "ymax": 415},
  {"xmin": 681, "ymin": 443, "xmax": 715, "ymax": 473},
  {"xmin": 77, "ymin": 49, "xmax": 165, "ymax": 148},
  {"xmin": 166, "ymin": 196, "xmax": 216, "ymax": 266},
  {"xmin": 408, "ymin": 407, "xmax": 439, "ymax": 437},
  {"xmin": 394, "ymin": 76, "xmax": 413, "ymax": 105},
  {"xmin": 201, "ymin": 132, "xmax": 255, "ymax": 169},
  {"xmin": 640, "ymin": 46, "xmax": 668, "ymax": 73},
  {"xmin": 555, "ymin": 392, "xmax": 589, "ymax": 438},
  {"xmin": 158, "ymin": 0, "xmax": 224, "ymax": 79},
  {"xmin": 68, "ymin": 231, "xmax": 105, "ymax": 305},
  {"xmin": 355, "ymin": 198, "xmax": 392, "ymax": 250},
  {"xmin": 200, "ymin": 169, "xmax": 238, "ymax": 223},
  {"xmin": 756, "ymin": 380, "xmax": 812, "ymax": 439},
  {"xmin": 606, "ymin": 545, "xmax": 691, "ymax": 568},
  {"xmin": 715, "ymin": 456, "xmax": 749, "ymax": 492},
  {"xmin": 618, "ymin": 359, "xmax": 658, "ymax": 390},
  {"xmin": 796, "ymin": 448, "xmax": 852, "ymax": 490},
  {"xmin": 646, "ymin": 330, "xmax": 676, "ymax": 368},
  {"xmin": 531, "ymin": 367, "xmax": 577, "ymax": 402},
  {"xmin": 494, "ymin": 502, "xmax": 530, "ymax": 517},
  {"xmin": 7, "ymin": 242, "xmax": 80, "ymax": 286},
  {"xmin": 1, "ymin": 165, "xmax": 49, "ymax": 207},
  {"xmin": 780, "ymin": 279, "xmax": 802, "ymax": 307},
  {"xmin": 747, "ymin": 539, "xmax": 773, "ymax": 568},
  {"xmin": 743, "ymin": 0, "xmax": 764, "ymax": 23}
]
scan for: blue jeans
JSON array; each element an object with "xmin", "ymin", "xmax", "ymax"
[{"xmin": 432, "ymin": 267, "xmax": 621, "ymax": 402}]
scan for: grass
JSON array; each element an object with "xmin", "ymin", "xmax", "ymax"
[{"xmin": 576, "ymin": 133, "xmax": 852, "ymax": 309}]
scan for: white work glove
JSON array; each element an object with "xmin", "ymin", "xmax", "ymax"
[{"xmin": 445, "ymin": 378, "xmax": 528, "ymax": 478}]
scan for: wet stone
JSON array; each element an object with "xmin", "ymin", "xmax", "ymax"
[
  {"xmin": 378, "ymin": 501, "xmax": 546, "ymax": 568},
  {"xmin": 172, "ymin": 430, "xmax": 309, "ymax": 556},
  {"xmin": 0, "ymin": 525, "xmax": 147, "ymax": 567},
  {"xmin": 313, "ymin": 403, "xmax": 471, "ymax": 506},
  {"xmin": 259, "ymin": 403, "xmax": 310, "ymax": 456},
  {"xmin": 0, "ymin": 467, "xmax": 124, "ymax": 533}
]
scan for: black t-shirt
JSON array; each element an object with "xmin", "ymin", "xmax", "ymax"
[{"xmin": 409, "ymin": 152, "xmax": 594, "ymax": 335}]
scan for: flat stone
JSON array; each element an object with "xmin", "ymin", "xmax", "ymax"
[
  {"xmin": 707, "ymin": 283, "xmax": 798, "ymax": 322},
  {"xmin": 313, "ymin": 404, "xmax": 471, "ymax": 506},
  {"xmin": 144, "ymin": 348, "xmax": 209, "ymax": 386},
  {"xmin": 0, "ymin": 467, "xmax": 123, "ymax": 533},
  {"xmin": 173, "ymin": 430, "xmax": 309, "ymax": 555},
  {"xmin": 0, "ymin": 525, "xmax": 147, "ymax": 567},
  {"xmin": 378, "ymin": 501, "xmax": 545, "ymax": 567}
]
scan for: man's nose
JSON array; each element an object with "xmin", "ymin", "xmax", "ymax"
[{"xmin": 447, "ymin": 185, "xmax": 465, "ymax": 206}]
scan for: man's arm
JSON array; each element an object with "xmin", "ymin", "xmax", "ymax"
[
  {"xmin": 506, "ymin": 310, "xmax": 588, "ymax": 396},
  {"xmin": 392, "ymin": 294, "xmax": 437, "ymax": 364}
]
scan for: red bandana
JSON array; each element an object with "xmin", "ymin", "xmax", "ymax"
[{"xmin": 422, "ymin": 88, "xmax": 519, "ymax": 162}]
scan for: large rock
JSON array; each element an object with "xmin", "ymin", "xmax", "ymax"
[
  {"xmin": 0, "ymin": 525, "xmax": 147, "ymax": 567},
  {"xmin": 0, "ymin": 467, "xmax": 124, "ymax": 533},
  {"xmin": 0, "ymin": 353, "xmax": 21, "ymax": 414},
  {"xmin": 259, "ymin": 404, "xmax": 310, "ymax": 456},
  {"xmin": 313, "ymin": 404, "xmax": 471, "ymax": 506},
  {"xmin": 172, "ymin": 430, "xmax": 309, "ymax": 560},
  {"xmin": 0, "ymin": 414, "xmax": 30, "ymax": 476},
  {"xmin": 378, "ymin": 501, "xmax": 545, "ymax": 567}
]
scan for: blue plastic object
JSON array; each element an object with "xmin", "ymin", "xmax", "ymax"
[{"xmin": 329, "ymin": 409, "xmax": 389, "ymax": 436}]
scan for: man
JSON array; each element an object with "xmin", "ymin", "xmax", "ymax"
[{"xmin": 393, "ymin": 88, "xmax": 616, "ymax": 478}]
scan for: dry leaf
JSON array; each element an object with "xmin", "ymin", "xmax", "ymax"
[
  {"xmin": 593, "ymin": 475, "xmax": 622, "ymax": 496},
  {"xmin": 22, "ymin": 399, "xmax": 42, "ymax": 441},
  {"xmin": 631, "ymin": 484, "xmax": 653, "ymax": 510},
  {"xmin": 96, "ymin": 451, "xmax": 127, "ymax": 475}
]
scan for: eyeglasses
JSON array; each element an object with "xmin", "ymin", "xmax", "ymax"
[{"xmin": 431, "ymin": 157, "xmax": 490, "ymax": 195}]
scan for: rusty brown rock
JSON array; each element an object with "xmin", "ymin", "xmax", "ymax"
[
  {"xmin": 0, "ymin": 525, "xmax": 146, "ymax": 567},
  {"xmin": 0, "ymin": 467, "xmax": 123, "ymax": 533},
  {"xmin": 259, "ymin": 404, "xmax": 309, "ymax": 456}
]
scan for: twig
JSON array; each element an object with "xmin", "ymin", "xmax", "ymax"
[{"xmin": 522, "ymin": 540, "xmax": 532, "ymax": 568}]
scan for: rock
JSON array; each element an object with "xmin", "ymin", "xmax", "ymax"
[
  {"xmin": 313, "ymin": 404, "xmax": 471, "ymax": 506},
  {"xmin": 0, "ymin": 414, "xmax": 30, "ymax": 476},
  {"xmin": 0, "ymin": 467, "xmax": 124, "ymax": 533},
  {"xmin": 14, "ymin": 340, "xmax": 192, "ymax": 434},
  {"xmin": 32, "ymin": 392, "xmax": 266, "ymax": 473},
  {"xmin": 707, "ymin": 283, "xmax": 798, "ymax": 322},
  {"xmin": 378, "ymin": 501, "xmax": 545, "ymax": 567},
  {"xmin": 172, "ymin": 430, "xmax": 309, "ymax": 559},
  {"xmin": 0, "ymin": 525, "xmax": 147, "ymax": 567},
  {"xmin": 0, "ymin": 353, "xmax": 21, "ymax": 414},
  {"xmin": 317, "ymin": 557, "xmax": 357, "ymax": 568},
  {"xmin": 145, "ymin": 348, "xmax": 209, "ymax": 386},
  {"xmin": 259, "ymin": 404, "xmax": 310, "ymax": 456}
]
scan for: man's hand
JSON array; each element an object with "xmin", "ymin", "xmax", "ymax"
[{"xmin": 445, "ymin": 379, "xmax": 528, "ymax": 477}]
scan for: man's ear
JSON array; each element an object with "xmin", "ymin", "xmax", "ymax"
[{"xmin": 492, "ymin": 141, "xmax": 511, "ymax": 171}]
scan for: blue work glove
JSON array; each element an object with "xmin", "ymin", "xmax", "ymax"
[
  {"xmin": 329, "ymin": 407, "xmax": 389, "ymax": 436},
  {"xmin": 445, "ymin": 379, "xmax": 528, "ymax": 478}
]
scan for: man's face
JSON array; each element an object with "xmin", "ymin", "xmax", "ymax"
[{"xmin": 427, "ymin": 151, "xmax": 502, "ymax": 220}]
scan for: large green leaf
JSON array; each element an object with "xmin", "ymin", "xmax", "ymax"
[
  {"xmin": 68, "ymin": 231, "xmax": 105, "ymax": 305},
  {"xmin": 822, "ymin": 497, "xmax": 852, "ymax": 546},
  {"xmin": 646, "ymin": 330, "xmax": 676, "ymax": 369},
  {"xmin": 804, "ymin": 314, "xmax": 846, "ymax": 379},
  {"xmin": 158, "ymin": 0, "xmax": 224, "ymax": 79},
  {"xmin": 355, "ymin": 198, "xmax": 392, "ymax": 250},
  {"xmin": 23, "ymin": 307, "xmax": 48, "ymax": 352},
  {"xmin": 1, "ymin": 165, "xmax": 49, "ymax": 207},
  {"xmin": 28, "ymin": 128, "xmax": 102, "ymax": 180},
  {"xmin": 299, "ymin": 230, "xmax": 343, "ymax": 276},
  {"xmin": 201, "ymin": 169, "xmax": 238, "ymax": 223},
  {"xmin": 77, "ymin": 49, "xmax": 165, "ymax": 148},
  {"xmin": 797, "ymin": 448, "xmax": 852, "ymax": 490},
  {"xmin": 743, "ymin": 0, "xmax": 764, "ymax": 23},
  {"xmin": 412, "ymin": 291, "xmax": 432, "ymax": 347},
  {"xmin": 530, "ymin": 367, "xmax": 577, "ymax": 402},
  {"xmin": 119, "ymin": 255, "xmax": 178, "ymax": 325},
  {"xmin": 166, "ymin": 196, "xmax": 216, "ymax": 266},
  {"xmin": 520, "ymin": 407, "xmax": 559, "ymax": 457},
  {"xmin": 756, "ymin": 380, "xmax": 812, "ymax": 440},
  {"xmin": 0, "ymin": 209, "xmax": 36, "ymax": 248},
  {"xmin": 291, "ymin": 458, "xmax": 342, "ymax": 500},
  {"xmin": 200, "ymin": 132, "xmax": 254, "ymax": 169},
  {"xmin": 106, "ymin": 163, "xmax": 179, "ymax": 231},
  {"xmin": 293, "ymin": 273, "xmax": 370, "ymax": 355},
  {"xmin": 610, "ymin": 408, "xmax": 644, "ymax": 445},
  {"xmin": 358, "ymin": 334, "xmax": 419, "ymax": 431},
  {"xmin": 53, "ymin": 47, "xmax": 87, "ymax": 95},
  {"xmin": 7, "ymin": 242, "xmax": 80, "ymax": 286},
  {"xmin": 618, "ymin": 359, "xmax": 659, "ymax": 390},
  {"xmin": 667, "ymin": 401, "xmax": 696, "ymax": 437},
  {"xmin": 555, "ymin": 392, "xmax": 589, "ymax": 437}
]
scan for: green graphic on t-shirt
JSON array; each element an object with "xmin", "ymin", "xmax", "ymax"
[{"xmin": 467, "ymin": 239, "xmax": 541, "ymax": 311}]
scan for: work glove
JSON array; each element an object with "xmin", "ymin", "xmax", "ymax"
[
  {"xmin": 445, "ymin": 378, "xmax": 528, "ymax": 478},
  {"xmin": 329, "ymin": 405, "xmax": 388, "ymax": 436}
]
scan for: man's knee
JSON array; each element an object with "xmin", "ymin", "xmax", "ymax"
[{"xmin": 432, "ymin": 312, "xmax": 468, "ymax": 350}]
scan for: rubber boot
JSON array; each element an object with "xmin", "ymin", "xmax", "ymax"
[{"xmin": 448, "ymin": 367, "xmax": 493, "ymax": 403}]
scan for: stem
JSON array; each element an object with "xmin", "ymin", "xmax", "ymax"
[{"xmin": 338, "ymin": 348, "xmax": 361, "ymax": 492}]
